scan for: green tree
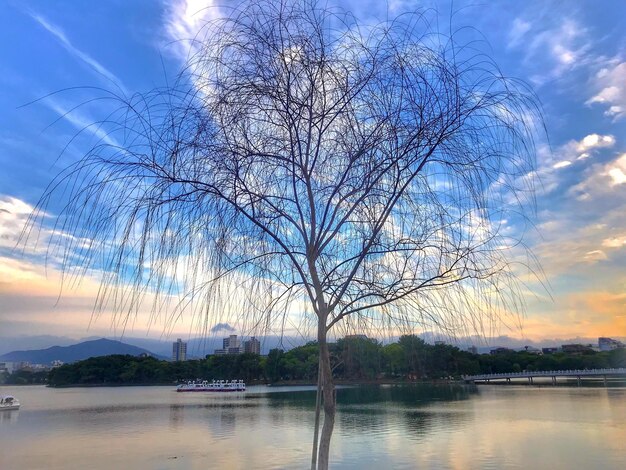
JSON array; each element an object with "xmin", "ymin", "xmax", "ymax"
[
  {"xmin": 382, "ymin": 343, "xmax": 406, "ymax": 377},
  {"xmin": 338, "ymin": 337, "xmax": 382, "ymax": 380},
  {"xmin": 236, "ymin": 353, "xmax": 263, "ymax": 382},
  {"xmin": 399, "ymin": 335, "xmax": 430, "ymax": 378},
  {"xmin": 608, "ymin": 349, "xmax": 626, "ymax": 367},
  {"xmin": 266, "ymin": 349, "xmax": 285, "ymax": 382}
]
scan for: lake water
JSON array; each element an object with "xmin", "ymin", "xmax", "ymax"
[{"xmin": 0, "ymin": 384, "xmax": 624, "ymax": 469}]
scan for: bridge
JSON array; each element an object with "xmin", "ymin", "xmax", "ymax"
[{"xmin": 463, "ymin": 368, "xmax": 626, "ymax": 386}]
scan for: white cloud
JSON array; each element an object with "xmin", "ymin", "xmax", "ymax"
[
  {"xmin": 0, "ymin": 196, "xmax": 35, "ymax": 217},
  {"xmin": 0, "ymin": 196, "xmax": 45, "ymax": 252},
  {"xmin": 28, "ymin": 12, "xmax": 128, "ymax": 95},
  {"xmin": 509, "ymin": 16, "xmax": 591, "ymax": 85},
  {"xmin": 546, "ymin": 133, "xmax": 615, "ymax": 169},
  {"xmin": 607, "ymin": 154, "xmax": 626, "ymax": 185},
  {"xmin": 163, "ymin": 0, "xmax": 220, "ymax": 62},
  {"xmin": 608, "ymin": 169, "xmax": 626, "ymax": 185},
  {"xmin": 508, "ymin": 18, "xmax": 531, "ymax": 48},
  {"xmin": 162, "ymin": 0, "xmax": 224, "ymax": 99},
  {"xmin": 584, "ymin": 250, "xmax": 607, "ymax": 262},
  {"xmin": 42, "ymin": 97, "xmax": 121, "ymax": 148},
  {"xmin": 0, "ymin": 194, "xmax": 97, "ymax": 269},
  {"xmin": 550, "ymin": 133, "xmax": 615, "ymax": 170},
  {"xmin": 587, "ymin": 61, "xmax": 626, "ymax": 120},
  {"xmin": 528, "ymin": 205, "xmax": 626, "ymax": 278},
  {"xmin": 570, "ymin": 153, "xmax": 626, "ymax": 199},
  {"xmin": 602, "ymin": 236, "xmax": 626, "ymax": 248},
  {"xmin": 532, "ymin": 133, "xmax": 616, "ymax": 197},
  {"xmin": 607, "ymin": 105, "xmax": 623, "ymax": 116},
  {"xmin": 576, "ymin": 134, "xmax": 615, "ymax": 152}
]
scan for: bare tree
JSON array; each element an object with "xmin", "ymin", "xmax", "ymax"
[{"xmin": 31, "ymin": 1, "xmax": 540, "ymax": 468}]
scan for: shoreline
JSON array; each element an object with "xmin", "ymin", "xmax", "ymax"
[
  {"xmin": 5, "ymin": 379, "xmax": 624, "ymax": 389},
  {"xmin": 40, "ymin": 377, "xmax": 462, "ymax": 389}
]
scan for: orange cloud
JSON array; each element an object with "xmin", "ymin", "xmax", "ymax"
[{"xmin": 524, "ymin": 288, "xmax": 626, "ymax": 339}]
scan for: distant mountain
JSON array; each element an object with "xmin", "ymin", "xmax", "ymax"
[
  {"xmin": 0, "ymin": 335, "xmax": 77, "ymax": 356},
  {"xmin": 0, "ymin": 338, "xmax": 163, "ymax": 365},
  {"xmin": 0, "ymin": 335, "xmax": 314, "ymax": 361}
]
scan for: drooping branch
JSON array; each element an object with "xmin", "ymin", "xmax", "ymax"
[{"xmin": 28, "ymin": 3, "xmax": 543, "ymax": 468}]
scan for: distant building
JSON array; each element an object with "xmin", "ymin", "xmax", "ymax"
[
  {"xmin": 561, "ymin": 343, "xmax": 593, "ymax": 354},
  {"xmin": 490, "ymin": 347, "xmax": 513, "ymax": 355},
  {"xmin": 0, "ymin": 361, "xmax": 39, "ymax": 374},
  {"xmin": 51, "ymin": 360, "xmax": 64, "ymax": 368},
  {"xmin": 599, "ymin": 337, "xmax": 625, "ymax": 351},
  {"xmin": 345, "ymin": 334, "xmax": 369, "ymax": 340},
  {"xmin": 225, "ymin": 335, "xmax": 241, "ymax": 354},
  {"xmin": 172, "ymin": 338, "xmax": 187, "ymax": 361},
  {"xmin": 467, "ymin": 345, "xmax": 478, "ymax": 355},
  {"xmin": 215, "ymin": 335, "xmax": 242, "ymax": 355},
  {"xmin": 244, "ymin": 337, "xmax": 261, "ymax": 355},
  {"xmin": 542, "ymin": 347, "xmax": 559, "ymax": 355},
  {"xmin": 522, "ymin": 346, "xmax": 542, "ymax": 355},
  {"xmin": 434, "ymin": 340, "xmax": 445, "ymax": 346},
  {"xmin": 10, "ymin": 361, "xmax": 32, "ymax": 371}
]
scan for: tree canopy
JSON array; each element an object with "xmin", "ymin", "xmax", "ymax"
[{"xmin": 38, "ymin": 339, "xmax": 626, "ymax": 387}]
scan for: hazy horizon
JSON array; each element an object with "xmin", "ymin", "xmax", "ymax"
[{"xmin": 2, "ymin": 331, "xmax": 624, "ymax": 359}]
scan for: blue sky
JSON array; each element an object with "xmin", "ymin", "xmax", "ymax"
[{"xmin": 1, "ymin": 0, "xmax": 625, "ymax": 343}]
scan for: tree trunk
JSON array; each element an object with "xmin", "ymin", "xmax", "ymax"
[
  {"xmin": 317, "ymin": 321, "xmax": 336, "ymax": 469},
  {"xmin": 310, "ymin": 360, "xmax": 322, "ymax": 470}
]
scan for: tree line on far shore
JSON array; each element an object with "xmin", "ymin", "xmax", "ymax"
[{"xmin": 2, "ymin": 335, "xmax": 624, "ymax": 386}]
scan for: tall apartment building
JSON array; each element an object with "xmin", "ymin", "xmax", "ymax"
[
  {"xmin": 244, "ymin": 336, "xmax": 261, "ymax": 355},
  {"xmin": 215, "ymin": 335, "xmax": 241, "ymax": 355},
  {"xmin": 225, "ymin": 334, "xmax": 241, "ymax": 354},
  {"xmin": 172, "ymin": 338, "xmax": 187, "ymax": 361}
]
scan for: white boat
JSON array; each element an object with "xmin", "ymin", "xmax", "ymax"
[
  {"xmin": 176, "ymin": 379, "xmax": 246, "ymax": 392},
  {"xmin": 0, "ymin": 395, "xmax": 20, "ymax": 411}
]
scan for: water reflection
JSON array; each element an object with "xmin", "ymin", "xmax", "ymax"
[
  {"xmin": 265, "ymin": 382, "xmax": 475, "ymax": 409},
  {"xmin": 0, "ymin": 384, "xmax": 624, "ymax": 469},
  {"xmin": 339, "ymin": 382, "xmax": 473, "ymax": 404},
  {"xmin": 0, "ymin": 409, "xmax": 19, "ymax": 425},
  {"xmin": 336, "ymin": 385, "xmax": 475, "ymax": 442},
  {"xmin": 168, "ymin": 404, "xmax": 184, "ymax": 429}
]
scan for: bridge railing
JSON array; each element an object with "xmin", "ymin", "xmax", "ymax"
[{"xmin": 463, "ymin": 367, "xmax": 626, "ymax": 381}]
